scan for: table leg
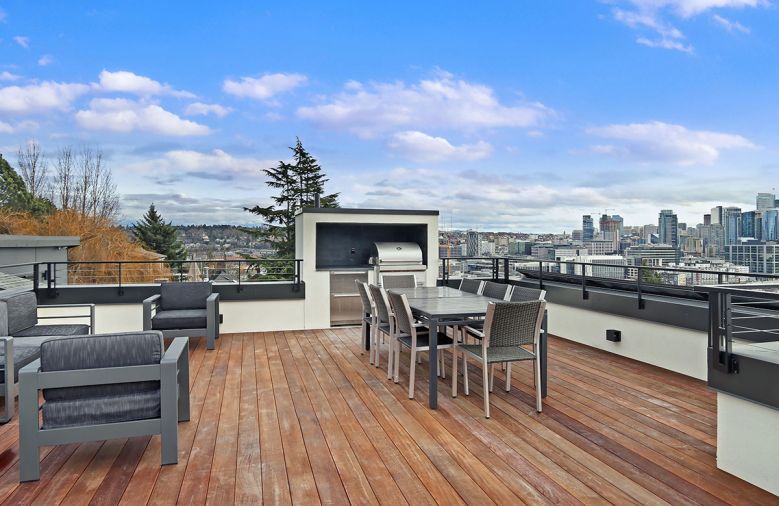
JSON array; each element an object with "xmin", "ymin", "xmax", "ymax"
[
  {"xmin": 363, "ymin": 314, "xmax": 371, "ymax": 352},
  {"xmin": 541, "ymin": 310, "xmax": 548, "ymax": 398},
  {"xmin": 428, "ymin": 318, "xmax": 438, "ymax": 409}
]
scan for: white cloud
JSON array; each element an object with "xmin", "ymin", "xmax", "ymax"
[
  {"xmin": 0, "ymin": 119, "xmax": 38, "ymax": 134},
  {"xmin": 587, "ymin": 121, "xmax": 755, "ymax": 165},
  {"xmin": 96, "ymin": 70, "xmax": 194, "ymax": 98},
  {"xmin": 122, "ymin": 149, "xmax": 274, "ymax": 180},
  {"xmin": 13, "ymin": 36, "xmax": 29, "ymax": 48},
  {"xmin": 37, "ymin": 54, "xmax": 53, "ymax": 66},
  {"xmin": 184, "ymin": 102, "xmax": 232, "ymax": 118},
  {"xmin": 75, "ymin": 98, "xmax": 210, "ymax": 136},
  {"xmin": 0, "ymin": 81, "xmax": 89, "ymax": 114},
  {"xmin": 223, "ymin": 73, "xmax": 307, "ymax": 101},
  {"xmin": 0, "ymin": 8, "xmax": 7, "ymax": 22},
  {"xmin": 297, "ymin": 71, "xmax": 552, "ymax": 138},
  {"xmin": 387, "ymin": 131, "xmax": 493, "ymax": 162},
  {"xmin": 712, "ymin": 14, "xmax": 750, "ymax": 32},
  {"xmin": 611, "ymin": 0, "xmax": 764, "ymax": 51},
  {"xmin": 0, "ymin": 71, "xmax": 21, "ymax": 81}
]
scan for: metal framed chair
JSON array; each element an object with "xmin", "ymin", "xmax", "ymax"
[
  {"xmin": 356, "ymin": 281, "xmax": 377, "ymax": 363},
  {"xmin": 18, "ymin": 331, "xmax": 190, "ymax": 482},
  {"xmin": 387, "ymin": 290, "xmax": 455, "ymax": 399},
  {"xmin": 381, "ymin": 274, "xmax": 417, "ymax": 289},
  {"xmin": 454, "ymin": 300, "xmax": 546, "ymax": 417},
  {"xmin": 143, "ymin": 282, "xmax": 219, "ymax": 350},
  {"xmin": 481, "ymin": 281, "xmax": 512, "ymax": 300},
  {"xmin": 458, "ymin": 278, "xmax": 483, "ymax": 294},
  {"xmin": 509, "ymin": 285, "xmax": 547, "ymax": 302},
  {"xmin": 368, "ymin": 284, "xmax": 393, "ymax": 374},
  {"xmin": 0, "ymin": 290, "xmax": 94, "ymax": 423}
]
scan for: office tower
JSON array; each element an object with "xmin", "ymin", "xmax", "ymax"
[
  {"xmin": 763, "ymin": 209, "xmax": 779, "ymax": 241},
  {"xmin": 741, "ymin": 211, "xmax": 757, "ymax": 239},
  {"xmin": 703, "ymin": 214, "xmax": 711, "ymax": 226},
  {"xmin": 658, "ymin": 209, "xmax": 679, "ymax": 248},
  {"xmin": 612, "ymin": 215, "xmax": 624, "ymax": 237},
  {"xmin": 757, "ymin": 192, "xmax": 776, "ymax": 211},
  {"xmin": 582, "ymin": 215, "xmax": 594, "ymax": 241},
  {"xmin": 711, "ymin": 206, "xmax": 723, "ymax": 225},
  {"xmin": 466, "ymin": 230, "xmax": 481, "ymax": 257},
  {"xmin": 723, "ymin": 207, "xmax": 742, "ymax": 245},
  {"xmin": 599, "ymin": 214, "xmax": 621, "ymax": 252}
]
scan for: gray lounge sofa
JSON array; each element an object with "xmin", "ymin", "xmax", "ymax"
[
  {"xmin": 0, "ymin": 291, "xmax": 94, "ymax": 423},
  {"xmin": 143, "ymin": 282, "xmax": 220, "ymax": 350},
  {"xmin": 19, "ymin": 331, "xmax": 190, "ymax": 482}
]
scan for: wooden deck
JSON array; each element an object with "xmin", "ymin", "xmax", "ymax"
[{"xmin": 0, "ymin": 328, "xmax": 776, "ymax": 505}]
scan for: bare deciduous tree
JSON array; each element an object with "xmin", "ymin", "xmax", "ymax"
[
  {"xmin": 52, "ymin": 145, "xmax": 120, "ymax": 220},
  {"xmin": 17, "ymin": 139, "xmax": 49, "ymax": 199}
]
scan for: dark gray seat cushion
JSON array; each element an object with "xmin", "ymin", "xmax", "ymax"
[
  {"xmin": 42, "ymin": 389, "xmax": 161, "ymax": 429},
  {"xmin": 40, "ymin": 332, "xmax": 164, "ymax": 404},
  {"xmin": 0, "ymin": 291, "xmax": 38, "ymax": 335},
  {"xmin": 397, "ymin": 331, "xmax": 453, "ymax": 349},
  {"xmin": 0, "ymin": 345, "xmax": 41, "ymax": 384},
  {"xmin": 152, "ymin": 309, "xmax": 207, "ymax": 330},
  {"xmin": 160, "ymin": 282, "xmax": 211, "ymax": 311},
  {"xmin": 14, "ymin": 324, "xmax": 90, "ymax": 338}
]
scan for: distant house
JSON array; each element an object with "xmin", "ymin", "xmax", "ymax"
[{"xmin": 0, "ymin": 235, "xmax": 80, "ymax": 289}]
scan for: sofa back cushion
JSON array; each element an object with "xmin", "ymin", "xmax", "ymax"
[
  {"xmin": 160, "ymin": 282, "xmax": 211, "ymax": 311},
  {"xmin": 0, "ymin": 291, "xmax": 38, "ymax": 335},
  {"xmin": 41, "ymin": 331, "xmax": 164, "ymax": 402}
]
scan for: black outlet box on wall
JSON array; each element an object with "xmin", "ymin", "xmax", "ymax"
[{"xmin": 606, "ymin": 329, "xmax": 621, "ymax": 342}]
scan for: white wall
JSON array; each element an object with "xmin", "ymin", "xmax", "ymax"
[
  {"xmin": 547, "ymin": 302, "xmax": 708, "ymax": 380},
  {"xmin": 717, "ymin": 392, "xmax": 779, "ymax": 495},
  {"xmin": 39, "ymin": 299, "xmax": 307, "ymax": 335}
]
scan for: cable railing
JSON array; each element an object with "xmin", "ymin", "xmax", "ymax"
[
  {"xmin": 0, "ymin": 259, "xmax": 303, "ymax": 294},
  {"xmin": 440, "ymin": 256, "xmax": 779, "ymax": 309}
]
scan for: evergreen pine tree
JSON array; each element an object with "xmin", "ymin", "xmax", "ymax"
[
  {"xmin": 0, "ymin": 153, "xmax": 55, "ymax": 216},
  {"xmin": 133, "ymin": 204, "xmax": 187, "ymax": 266},
  {"xmin": 245, "ymin": 138, "xmax": 339, "ymax": 258}
]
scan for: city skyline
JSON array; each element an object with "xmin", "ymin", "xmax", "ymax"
[{"xmin": 1, "ymin": 1, "xmax": 779, "ymax": 230}]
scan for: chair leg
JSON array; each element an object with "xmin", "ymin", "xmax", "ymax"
[
  {"xmin": 206, "ymin": 332, "xmax": 215, "ymax": 351},
  {"xmin": 505, "ymin": 362, "xmax": 512, "ymax": 392},
  {"xmin": 161, "ymin": 362, "xmax": 179, "ymax": 466},
  {"xmin": 440, "ymin": 350, "xmax": 446, "ymax": 379},
  {"xmin": 19, "ymin": 370, "xmax": 40, "ymax": 482},
  {"xmin": 482, "ymin": 359, "xmax": 490, "ymax": 418},
  {"xmin": 369, "ymin": 325, "xmax": 376, "ymax": 365},
  {"xmin": 489, "ymin": 364, "xmax": 495, "ymax": 393},
  {"xmin": 408, "ymin": 348, "xmax": 417, "ymax": 399},
  {"xmin": 386, "ymin": 338, "xmax": 394, "ymax": 380},
  {"xmin": 535, "ymin": 358, "xmax": 543, "ymax": 413},
  {"xmin": 394, "ymin": 342, "xmax": 401, "ymax": 383},
  {"xmin": 463, "ymin": 353, "xmax": 469, "ymax": 396},
  {"xmin": 374, "ymin": 332, "xmax": 381, "ymax": 369},
  {"xmin": 362, "ymin": 321, "xmax": 368, "ymax": 353},
  {"xmin": 452, "ymin": 347, "xmax": 458, "ymax": 398}
]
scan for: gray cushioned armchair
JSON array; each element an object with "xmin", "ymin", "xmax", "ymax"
[
  {"xmin": 0, "ymin": 290, "xmax": 94, "ymax": 423},
  {"xmin": 143, "ymin": 282, "xmax": 219, "ymax": 350},
  {"xmin": 18, "ymin": 331, "xmax": 190, "ymax": 482}
]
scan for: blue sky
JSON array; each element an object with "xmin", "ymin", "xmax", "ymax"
[{"xmin": 1, "ymin": 0, "xmax": 777, "ymax": 231}]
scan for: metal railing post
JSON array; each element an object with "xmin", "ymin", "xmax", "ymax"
[
  {"xmin": 237, "ymin": 261, "xmax": 243, "ymax": 292},
  {"xmin": 46, "ymin": 263, "xmax": 53, "ymax": 295},
  {"xmin": 637, "ymin": 266, "xmax": 645, "ymax": 309},
  {"xmin": 581, "ymin": 267, "xmax": 588, "ymax": 300},
  {"xmin": 503, "ymin": 257, "xmax": 509, "ymax": 283},
  {"xmin": 117, "ymin": 262, "xmax": 124, "ymax": 296},
  {"xmin": 33, "ymin": 264, "xmax": 39, "ymax": 294},
  {"xmin": 538, "ymin": 261, "xmax": 544, "ymax": 290}
]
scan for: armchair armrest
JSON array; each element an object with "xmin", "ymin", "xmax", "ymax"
[
  {"xmin": 161, "ymin": 337, "xmax": 190, "ymax": 422},
  {"xmin": 38, "ymin": 303, "xmax": 96, "ymax": 334},
  {"xmin": 143, "ymin": 295, "xmax": 161, "ymax": 331},
  {"xmin": 206, "ymin": 292, "xmax": 220, "ymax": 326},
  {"xmin": 161, "ymin": 337, "xmax": 189, "ymax": 365}
]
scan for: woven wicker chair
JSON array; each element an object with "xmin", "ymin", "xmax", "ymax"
[
  {"xmin": 381, "ymin": 274, "xmax": 417, "ymax": 289},
  {"xmin": 481, "ymin": 281, "xmax": 512, "ymax": 301},
  {"xmin": 454, "ymin": 300, "xmax": 546, "ymax": 417},
  {"xmin": 368, "ymin": 284, "xmax": 393, "ymax": 374},
  {"xmin": 387, "ymin": 291, "xmax": 455, "ymax": 399},
  {"xmin": 356, "ymin": 281, "xmax": 377, "ymax": 363},
  {"xmin": 509, "ymin": 286, "xmax": 547, "ymax": 302},
  {"xmin": 458, "ymin": 278, "xmax": 483, "ymax": 294}
]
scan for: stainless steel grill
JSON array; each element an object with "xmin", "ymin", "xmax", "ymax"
[{"xmin": 370, "ymin": 242, "xmax": 425, "ymax": 286}]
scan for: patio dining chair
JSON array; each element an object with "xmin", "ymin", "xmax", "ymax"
[
  {"xmin": 368, "ymin": 284, "xmax": 393, "ymax": 373},
  {"xmin": 387, "ymin": 290, "xmax": 455, "ymax": 399},
  {"xmin": 454, "ymin": 300, "xmax": 546, "ymax": 417},
  {"xmin": 458, "ymin": 278, "xmax": 483, "ymax": 294},
  {"xmin": 481, "ymin": 281, "xmax": 512, "ymax": 301},
  {"xmin": 356, "ymin": 281, "xmax": 377, "ymax": 363}
]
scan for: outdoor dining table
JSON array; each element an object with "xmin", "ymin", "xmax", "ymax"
[{"xmin": 388, "ymin": 286, "xmax": 548, "ymax": 409}]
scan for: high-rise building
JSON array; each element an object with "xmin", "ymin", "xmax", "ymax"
[
  {"xmin": 612, "ymin": 215, "xmax": 624, "ymax": 237},
  {"xmin": 599, "ymin": 214, "xmax": 621, "ymax": 252},
  {"xmin": 658, "ymin": 209, "xmax": 679, "ymax": 248},
  {"xmin": 703, "ymin": 214, "xmax": 711, "ymax": 226},
  {"xmin": 711, "ymin": 206, "xmax": 724, "ymax": 225},
  {"xmin": 466, "ymin": 230, "xmax": 481, "ymax": 257},
  {"xmin": 724, "ymin": 207, "xmax": 742, "ymax": 245},
  {"xmin": 582, "ymin": 215, "xmax": 594, "ymax": 241},
  {"xmin": 729, "ymin": 242, "xmax": 779, "ymax": 273},
  {"xmin": 699, "ymin": 224, "xmax": 725, "ymax": 256},
  {"xmin": 626, "ymin": 244, "xmax": 680, "ymax": 266},
  {"xmin": 763, "ymin": 209, "xmax": 779, "ymax": 241},
  {"xmin": 757, "ymin": 192, "xmax": 776, "ymax": 211},
  {"xmin": 741, "ymin": 211, "xmax": 757, "ymax": 239}
]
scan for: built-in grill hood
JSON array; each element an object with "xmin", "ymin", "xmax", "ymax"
[{"xmin": 370, "ymin": 242, "xmax": 426, "ymax": 274}]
